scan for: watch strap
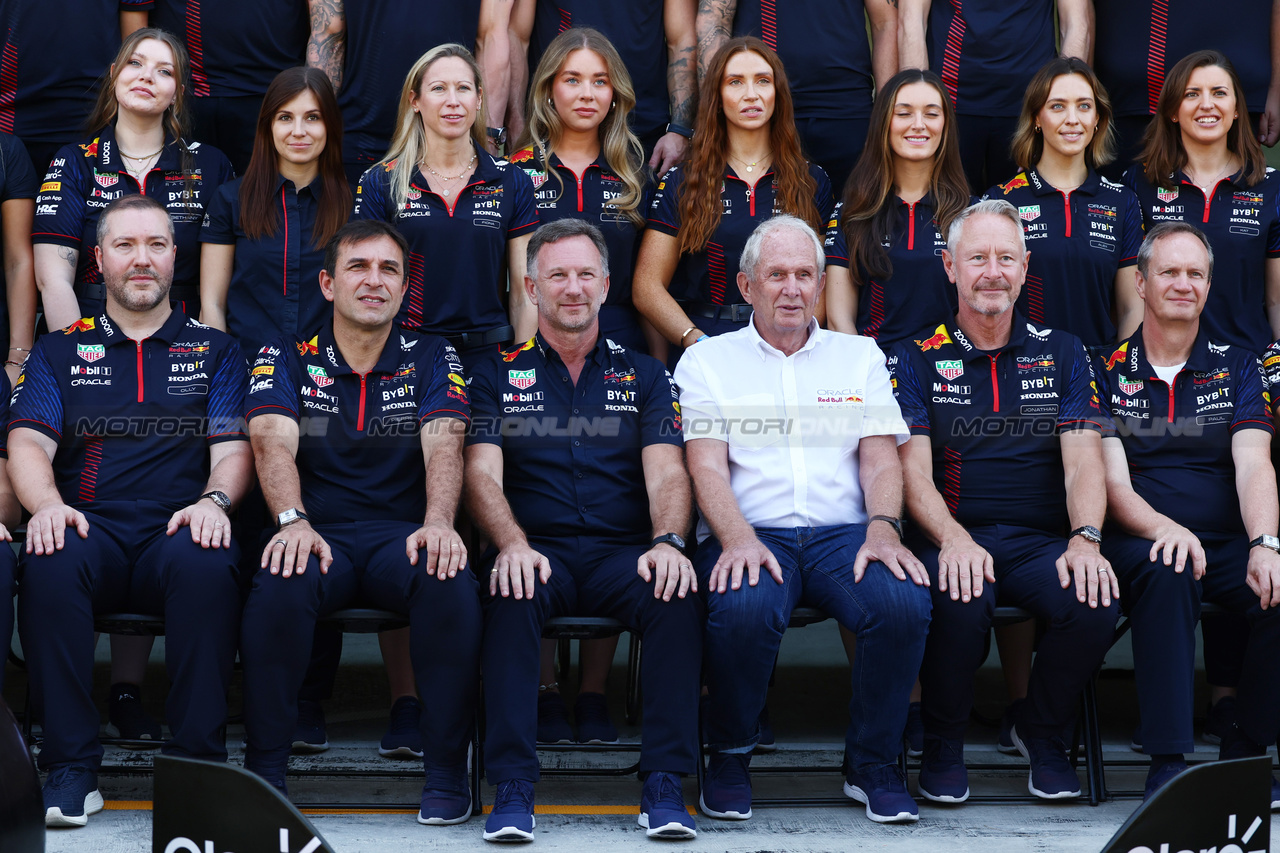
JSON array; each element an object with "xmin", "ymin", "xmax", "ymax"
[
  {"xmin": 1249, "ymin": 534, "xmax": 1280, "ymax": 554},
  {"xmin": 1069, "ymin": 525, "xmax": 1102, "ymax": 545},
  {"xmin": 868, "ymin": 515, "xmax": 903, "ymax": 541}
]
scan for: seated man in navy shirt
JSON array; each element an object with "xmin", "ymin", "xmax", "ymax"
[
  {"xmin": 466, "ymin": 219, "xmax": 701, "ymax": 842},
  {"xmin": 1098, "ymin": 222, "xmax": 1280, "ymax": 802},
  {"xmin": 11, "ymin": 194, "xmax": 250, "ymax": 828},
  {"xmin": 890, "ymin": 199, "xmax": 1118, "ymax": 803}
]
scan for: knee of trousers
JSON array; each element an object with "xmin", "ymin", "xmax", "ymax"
[
  {"xmin": 483, "ymin": 582, "xmax": 555, "ymax": 636},
  {"xmin": 159, "ymin": 537, "xmax": 241, "ymax": 598},
  {"xmin": 18, "ymin": 538, "xmax": 103, "ymax": 605},
  {"xmin": 703, "ymin": 582, "xmax": 789, "ymax": 645},
  {"xmin": 244, "ymin": 568, "xmax": 323, "ymax": 633},
  {"xmin": 1049, "ymin": 595, "xmax": 1121, "ymax": 641},
  {"xmin": 409, "ymin": 576, "xmax": 482, "ymax": 637}
]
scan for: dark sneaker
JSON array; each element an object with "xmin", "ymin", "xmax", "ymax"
[
  {"xmin": 574, "ymin": 692, "xmax": 619, "ymax": 745},
  {"xmin": 638, "ymin": 771, "xmax": 697, "ymax": 839},
  {"xmin": 380, "ymin": 696, "xmax": 425, "ymax": 759},
  {"xmin": 483, "ymin": 779, "xmax": 536, "ymax": 842},
  {"xmin": 1010, "ymin": 725, "xmax": 1081, "ymax": 799},
  {"xmin": 536, "ymin": 691, "xmax": 574, "ymax": 744},
  {"xmin": 1130, "ymin": 721, "xmax": 1143, "ymax": 753},
  {"xmin": 843, "ymin": 764, "xmax": 919, "ymax": 823},
  {"xmin": 754, "ymin": 703, "xmax": 776, "ymax": 753},
  {"xmin": 1143, "ymin": 759, "xmax": 1187, "ymax": 800},
  {"xmin": 904, "ymin": 701, "xmax": 924, "ymax": 759},
  {"xmin": 1202, "ymin": 696, "xmax": 1238, "ymax": 745},
  {"xmin": 699, "ymin": 752, "xmax": 752, "ymax": 820},
  {"xmin": 997, "ymin": 698, "xmax": 1024, "ymax": 755},
  {"xmin": 418, "ymin": 764, "xmax": 472, "ymax": 825},
  {"xmin": 918, "ymin": 736, "xmax": 969, "ymax": 803},
  {"xmin": 43, "ymin": 765, "xmax": 103, "ymax": 828},
  {"xmin": 105, "ymin": 683, "xmax": 162, "ymax": 745},
  {"xmin": 291, "ymin": 699, "xmax": 329, "ymax": 753}
]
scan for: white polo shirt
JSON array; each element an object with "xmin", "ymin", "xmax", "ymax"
[{"xmin": 675, "ymin": 317, "xmax": 908, "ymax": 539}]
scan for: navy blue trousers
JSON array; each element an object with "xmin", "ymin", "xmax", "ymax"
[
  {"xmin": 480, "ymin": 535, "xmax": 703, "ymax": 782},
  {"xmin": 0, "ymin": 544, "xmax": 14, "ymax": 693},
  {"xmin": 18, "ymin": 501, "xmax": 241, "ymax": 771},
  {"xmin": 918, "ymin": 524, "xmax": 1119, "ymax": 742},
  {"xmin": 1104, "ymin": 531, "xmax": 1280, "ymax": 752},
  {"xmin": 240, "ymin": 521, "xmax": 481, "ymax": 786}
]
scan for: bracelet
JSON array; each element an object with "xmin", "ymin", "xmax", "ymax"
[
  {"xmin": 681, "ymin": 325, "xmax": 697, "ymax": 343},
  {"xmin": 538, "ymin": 682, "xmax": 559, "ymax": 693},
  {"xmin": 8, "ymin": 346, "xmax": 28, "ymax": 352},
  {"xmin": 696, "ymin": 334, "xmax": 709, "ymax": 342},
  {"xmin": 3, "ymin": 360, "xmax": 22, "ymax": 368}
]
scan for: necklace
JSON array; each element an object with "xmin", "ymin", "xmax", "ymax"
[
  {"xmin": 424, "ymin": 153, "xmax": 477, "ymax": 196},
  {"xmin": 728, "ymin": 152, "xmax": 769, "ymax": 174},
  {"xmin": 120, "ymin": 147, "xmax": 163, "ymax": 161}
]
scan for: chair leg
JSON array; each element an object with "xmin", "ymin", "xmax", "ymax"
[
  {"xmin": 625, "ymin": 632, "xmax": 642, "ymax": 726},
  {"xmin": 557, "ymin": 638, "xmax": 571, "ymax": 687},
  {"xmin": 1081, "ymin": 676, "xmax": 1106, "ymax": 805}
]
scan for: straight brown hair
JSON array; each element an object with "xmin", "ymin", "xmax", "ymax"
[{"xmin": 1010, "ymin": 57, "xmax": 1115, "ymax": 172}]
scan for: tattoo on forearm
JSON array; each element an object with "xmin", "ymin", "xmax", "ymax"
[
  {"xmin": 57, "ymin": 247, "xmax": 76, "ymax": 269},
  {"xmin": 696, "ymin": 0, "xmax": 734, "ymax": 80},
  {"xmin": 308, "ymin": 0, "xmax": 345, "ymax": 89},
  {"xmin": 668, "ymin": 51, "xmax": 698, "ymax": 126}
]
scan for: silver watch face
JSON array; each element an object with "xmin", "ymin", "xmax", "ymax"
[
  {"xmin": 1262, "ymin": 535, "xmax": 1280, "ymax": 551},
  {"xmin": 278, "ymin": 508, "xmax": 300, "ymax": 526}
]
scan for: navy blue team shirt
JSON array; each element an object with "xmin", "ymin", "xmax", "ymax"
[
  {"xmin": 7, "ymin": 310, "xmax": 247, "ymax": 508},
  {"xmin": 466, "ymin": 333, "xmax": 682, "ymax": 540},
  {"xmin": 1095, "ymin": 329, "xmax": 1272, "ymax": 535},
  {"xmin": 648, "ymin": 163, "xmax": 833, "ymax": 305},
  {"xmin": 0, "ymin": 131, "xmax": 38, "ymax": 348},
  {"xmin": 246, "ymin": 321, "xmax": 470, "ymax": 526},
  {"xmin": 1124, "ymin": 165, "xmax": 1280, "ymax": 352},
  {"xmin": 986, "ymin": 168, "xmax": 1144, "ymax": 347},
  {"xmin": 890, "ymin": 313, "xmax": 1108, "ymax": 533},
  {"xmin": 353, "ymin": 146, "xmax": 538, "ymax": 334}
]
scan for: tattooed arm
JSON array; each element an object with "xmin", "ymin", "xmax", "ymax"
[
  {"xmin": 307, "ymin": 0, "xmax": 346, "ymax": 91},
  {"xmin": 694, "ymin": 0, "xmax": 735, "ymax": 85},
  {"xmin": 33, "ymin": 245, "xmax": 81, "ymax": 332},
  {"xmin": 650, "ymin": 0, "xmax": 698, "ymax": 174}
]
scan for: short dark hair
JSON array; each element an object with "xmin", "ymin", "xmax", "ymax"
[
  {"xmin": 96, "ymin": 194, "xmax": 173, "ymax": 246},
  {"xmin": 323, "ymin": 220, "xmax": 410, "ymax": 278},
  {"xmin": 1136, "ymin": 221, "xmax": 1214, "ymax": 282},
  {"xmin": 526, "ymin": 219, "xmax": 610, "ymax": 281}
]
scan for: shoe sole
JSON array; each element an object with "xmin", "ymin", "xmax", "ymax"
[
  {"xmin": 418, "ymin": 800, "xmax": 473, "ymax": 825},
  {"xmin": 906, "ymin": 747, "xmax": 923, "ymax": 759},
  {"xmin": 534, "ymin": 737, "xmax": 574, "ymax": 745},
  {"xmin": 753, "ymin": 741, "xmax": 778, "ymax": 754},
  {"xmin": 638, "ymin": 814, "xmax": 697, "ymax": 839},
  {"xmin": 380, "ymin": 746, "xmax": 425, "ymax": 759},
  {"xmin": 576, "ymin": 738, "xmax": 620, "ymax": 745},
  {"xmin": 918, "ymin": 784, "xmax": 970, "ymax": 804},
  {"xmin": 482, "ymin": 817, "xmax": 535, "ymax": 842},
  {"xmin": 698, "ymin": 791, "xmax": 751, "ymax": 820},
  {"xmin": 1009, "ymin": 727, "xmax": 1081, "ymax": 800},
  {"xmin": 46, "ymin": 790, "xmax": 104, "ymax": 828},
  {"xmin": 842, "ymin": 783, "xmax": 918, "ymax": 823},
  {"xmin": 996, "ymin": 742, "xmax": 1020, "ymax": 756},
  {"xmin": 291, "ymin": 740, "xmax": 330, "ymax": 754}
]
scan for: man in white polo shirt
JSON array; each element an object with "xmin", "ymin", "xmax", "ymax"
[{"xmin": 675, "ymin": 215, "xmax": 932, "ymax": 825}]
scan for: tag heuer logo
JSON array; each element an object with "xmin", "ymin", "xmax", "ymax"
[
  {"xmin": 307, "ymin": 364, "xmax": 334, "ymax": 387},
  {"xmin": 407, "ymin": 188, "xmax": 421, "ymax": 200},
  {"xmin": 508, "ymin": 369, "xmax": 536, "ymax": 390},
  {"xmin": 95, "ymin": 172, "xmax": 118, "ymax": 188},
  {"xmin": 1119, "ymin": 376, "xmax": 1143, "ymax": 395},
  {"xmin": 1018, "ymin": 205, "xmax": 1040, "ymax": 222},
  {"xmin": 935, "ymin": 360, "xmax": 964, "ymax": 381},
  {"xmin": 1157, "ymin": 187, "xmax": 1179, "ymax": 202},
  {"xmin": 76, "ymin": 344, "xmax": 105, "ymax": 362}
]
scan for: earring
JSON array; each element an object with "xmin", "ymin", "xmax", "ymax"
[
  {"xmin": 611, "ymin": 101, "xmax": 616, "ymax": 109},
  {"xmin": 1034, "ymin": 125, "xmax": 1041, "ymax": 133},
  {"xmin": 548, "ymin": 97, "xmax": 554, "ymax": 106}
]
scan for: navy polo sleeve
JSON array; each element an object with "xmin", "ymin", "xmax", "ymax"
[
  {"xmin": 207, "ymin": 340, "xmax": 249, "ymax": 444},
  {"xmin": 1118, "ymin": 188, "xmax": 1143, "ymax": 268},
  {"xmin": 1268, "ymin": 187, "xmax": 1280, "ymax": 257},
  {"xmin": 31, "ymin": 143, "xmax": 88, "ymax": 250},
  {"xmin": 505, "ymin": 164, "xmax": 539, "ymax": 238},
  {"xmin": 464, "ymin": 357, "xmax": 502, "ymax": 447},
  {"xmin": 1263, "ymin": 340, "xmax": 1280, "ymax": 416},
  {"xmin": 0, "ymin": 371, "xmax": 11, "ymax": 457},
  {"xmin": 420, "ymin": 340, "xmax": 470, "ymax": 425},
  {"xmin": 639, "ymin": 360, "xmax": 683, "ymax": 449},
  {"xmin": 823, "ymin": 201, "xmax": 848, "ymax": 269},
  {"xmin": 1058, "ymin": 339, "xmax": 1109, "ymax": 433},
  {"xmin": 200, "ymin": 181, "xmax": 239, "ymax": 245},
  {"xmin": 0, "ymin": 134, "xmax": 37, "ymax": 201},
  {"xmin": 245, "ymin": 338, "xmax": 299, "ymax": 421},
  {"xmin": 888, "ymin": 344, "xmax": 931, "ymax": 435},
  {"xmin": 1232, "ymin": 352, "xmax": 1274, "ymax": 434},
  {"xmin": 352, "ymin": 165, "xmax": 391, "ymax": 222},
  {"xmin": 812, "ymin": 164, "xmax": 834, "ymax": 223},
  {"xmin": 8, "ymin": 344, "xmax": 63, "ymax": 442},
  {"xmin": 646, "ymin": 167, "xmax": 683, "ymax": 236}
]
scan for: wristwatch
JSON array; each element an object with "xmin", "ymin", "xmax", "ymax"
[
  {"xmin": 486, "ymin": 126, "xmax": 507, "ymax": 148},
  {"xmin": 277, "ymin": 508, "xmax": 309, "ymax": 529},
  {"xmin": 1069, "ymin": 525, "xmax": 1103, "ymax": 545},
  {"xmin": 650, "ymin": 532, "xmax": 687, "ymax": 554},
  {"xmin": 868, "ymin": 515, "xmax": 904, "ymax": 541},
  {"xmin": 199, "ymin": 490, "xmax": 231, "ymax": 512},
  {"xmin": 1249, "ymin": 534, "xmax": 1280, "ymax": 554},
  {"xmin": 665, "ymin": 121, "xmax": 694, "ymax": 139}
]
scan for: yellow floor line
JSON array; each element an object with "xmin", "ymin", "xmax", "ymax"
[{"xmin": 103, "ymin": 801, "xmax": 695, "ymax": 816}]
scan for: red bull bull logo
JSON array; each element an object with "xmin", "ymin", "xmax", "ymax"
[
  {"xmin": 1001, "ymin": 174, "xmax": 1029, "ymax": 194},
  {"xmin": 1104, "ymin": 341, "xmax": 1129, "ymax": 371},
  {"xmin": 64, "ymin": 317, "xmax": 96, "ymax": 334},
  {"xmin": 915, "ymin": 325, "xmax": 953, "ymax": 352},
  {"xmin": 80, "ymin": 138, "xmax": 100, "ymax": 159},
  {"xmin": 297, "ymin": 336, "xmax": 319, "ymax": 357},
  {"xmin": 501, "ymin": 339, "xmax": 536, "ymax": 363}
]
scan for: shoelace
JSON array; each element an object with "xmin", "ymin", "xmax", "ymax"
[
  {"xmin": 388, "ymin": 698, "xmax": 422, "ymax": 732},
  {"xmin": 711, "ymin": 753, "xmax": 751, "ymax": 785},
  {"xmin": 46, "ymin": 765, "xmax": 91, "ymax": 795},
  {"xmin": 494, "ymin": 780, "xmax": 534, "ymax": 813},
  {"xmin": 1026, "ymin": 736, "xmax": 1072, "ymax": 769},
  {"xmin": 648, "ymin": 772, "xmax": 685, "ymax": 809},
  {"xmin": 868, "ymin": 764, "xmax": 908, "ymax": 793}
]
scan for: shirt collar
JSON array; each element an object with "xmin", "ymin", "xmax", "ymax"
[
  {"xmin": 97, "ymin": 307, "xmax": 189, "ymax": 347},
  {"xmin": 92, "ymin": 123, "xmax": 184, "ymax": 174},
  {"xmin": 533, "ymin": 330, "xmax": 611, "ymax": 366},
  {"xmin": 315, "ymin": 319, "xmax": 403, "ymax": 376},
  {"xmin": 747, "ymin": 314, "xmax": 821, "ymax": 359},
  {"xmin": 1123, "ymin": 323, "xmax": 1221, "ymax": 377},
  {"xmin": 273, "ymin": 171, "xmax": 323, "ymax": 196},
  {"xmin": 941, "ymin": 309, "xmax": 1030, "ymax": 362},
  {"xmin": 1023, "ymin": 166, "xmax": 1101, "ymax": 198}
]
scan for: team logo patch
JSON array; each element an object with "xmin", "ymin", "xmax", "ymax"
[
  {"xmin": 64, "ymin": 317, "xmax": 95, "ymax": 334},
  {"xmin": 76, "ymin": 344, "xmax": 105, "ymax": 362},
  {"xmin": 508, "ymin": 369, "xmax": 536, "ymax": 390},
  {"xmin": 510, "ymin": 148, "xmax": 535, "ymax": 164},
  {"xmin": 95, "ymin": 172, "xmax": 118, "ymax": 188},
  {"xmin": 1234, "ymin": 192, "xmax": 1264, "ymax": 205},
  {"xmin": 603, "ymin": 368, "xmax": 636, "ymax": 384},
  {"xmin": 1001, "ymin": 174, "xmax": 1029, "ymax": 194},
  {"xmin": 407, "ymin": 188, "xmax": 421, "ymax": 200},
  {"xmin": 40, "ymin": 181, "xmax": 60, "ymax": 192},
  {"xmin": 1018, "ymin": 205, "xmax": 1040, "ymax": 222},
  {"xmin": 501, "ymin": 339, "xmax": 536, "ymax": 363},
  {"xmin": 915, "ymin": 324, "xmax": 952, "ymax": 351},
  {"xmin": 252, "ymin": 365, "xmax": 274, "ymax": 376},
  {"xmin": 307, "ymin": 364, "xmax": 334, "ymax": 387},
  {"xmin": 297, "ymin": 336, "xmax": 319, "ymax": 357},
  {"xmin": 529, "ymin": 172, "xmax": 547, "ymax": 188},
  {"xmin": 1118, "ymin": 375, "xmax": 1142, "ymax": 395},
  {"xmin": 447, "ymin": 372, "xmax": 466, "ymax": 387},
  {"xmin": 79, "ymin": 138, "xmax": 99, "ymax": 159},
  {"xmin": 1157, "ymin": 187, "xmax": 1179, "ymax": 203},
  {"xmin": 1087, "ymin": 204, "xmax": 1116, "ymax": 217},
  {"xmin": 935, "ymin": 360, "xmax": 964, "ymax": 380},
  {"xmin": 1104, "ymin": 341, "xmax": 1129, "ymax": 371}
]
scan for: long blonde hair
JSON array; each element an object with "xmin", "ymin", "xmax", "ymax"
[
  {"xmin": 379, "ymin": 43, "xmax": 488, "ymax": 212},
  {"xmin": 517, "ymin": 28, "xmax": 647, "ymax": 228}
]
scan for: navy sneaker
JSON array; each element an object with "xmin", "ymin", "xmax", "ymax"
[
  {"xmin": 536, "ymin": 691, "xmax": 574, "ymax": 744},
  {"xmin": 1010, "ymin": 725, "xmax": 1081, "ymax": 799},
  {"xmin": 574, "ymin": 692, "xmax": 619, "ymax": 745},
  {"xmin": 380, "ymin": 696, "xmax": 425, "ymax": 759},
  {"xmin": 699, "ymin": 752, "xmax": 752, "ymax": 820},
  {"xmin": 1202, "ymin": 696, "xmax": 1238, "ymax": 745},
  {"xmin": 843, "ymin": 764, "xmax": 919, "ymax": 823},
  {"xmin": 754, "ymin": 703, "xmax": 776, "ymax": 753},
  {"xmin": 904, "ymin": 701, "xmax": 924, "ymax": 759},
  {"xmin": 918, "ymin": 736, "xmax": 969, "ymax": 803},
  {"xmin": 43, "ymin": 765, "xmax": 103, "ymax": 828},
  {"xmin": 1143, "ymin": 759, "xmax": 1187, "ymax": 800},
  {"xmin": 106, "ymin": 683, "xmax": 162, "ymax": 745},
  {"xmin": 483, "ymin": 780, "xmax": 536, "ymax": 842},
  {"xmin": 418, "ymin": 764, "xmax": 472, "ymax": 825},
  {"xmin": 291, "ymin": 699, "xmax": 329, "ymax": 753},
  {"xmin": 638, "ymin": 771, "xmax": 697, "ymax": 839},
  {"xmin": 1130, "ymin": 721, "xmax": 1143, "ymax": 753},
  {"xmin": 997, "ymin": 698, "xmax": 1024, "ymax": 755}
]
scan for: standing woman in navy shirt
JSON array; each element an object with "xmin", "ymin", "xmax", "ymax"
[
  {"xmin": 1125, "ymin": 50, "xmax": 1280, "ymax": 352},
  {"xmin": 512, "ymin": 28, "xmax": 654, "ymax": 355},
  {"xmin": 353, "ymin": 43, "xmax": 539, "ymax": 353},
  {"xmin": 200, "ymin": 67, "xmax": 351, "ymax": 356},
  {"xmin": 31, "ymin": 28, "xmax": 235, "ymax": 331},
  {"xmin": 824, "ymin": 69, "xmax": 969, "ymax": 348},
  {"xmin": 632, "ymin": 36, "xmax": 832, "ymax": 359},
  {"xmin": 988, "ymin": 58, "xmax": 1145, "ymax": 349}
]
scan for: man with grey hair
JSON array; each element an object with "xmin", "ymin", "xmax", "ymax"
[
  {"xmin": 1099, "ymin": 221, "xmax": 1280, "ymax": 803},
  {"xmin": 677, "ymin": 214, "xmax": 932, "ymax": 824},
  {"xmin": 889, "ymin": 198, "xmax": 1117, "ymax": 804},
  {"xmin": 464, "ymin": 219, "xmax": 703, "ymax": 841}
]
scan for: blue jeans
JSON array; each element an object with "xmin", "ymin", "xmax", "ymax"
[{"xmin": 697, "ymin": 524, "xmax": 931, "ymax": 774}]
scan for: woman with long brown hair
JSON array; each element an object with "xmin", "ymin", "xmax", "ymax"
[
  {"xmin": 825, "ymin": 69, "xmax": 969, "ymax": 348},
  {"xmin": 632, "ymin": 36, "xmax": 832, "ymax": 358},
  {"xmin": 200, "ymin": 67, "xmax": 352, "ymax": 355}
]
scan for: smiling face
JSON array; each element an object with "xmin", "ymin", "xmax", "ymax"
[
  {"xmin": 527, "ymin": 235, "xmax": 609, "ymax": 334},
  {"xmin": 1137, "ymin": 231, "xmax": 1211, "ymax": 325},
  {"xmin": 888, "ymin": 80, "xmax": 946, "ymax": 163},
  {"xmin": 320, "ymin": 235, "xmax": 408, "ymax": 330},
  {"xmin": 551, "ymin": 48, "xmax": 613, "ymax": 136},
  {"xmin": 411, "ymin": 55, "xmax": 481, "ymax": 143},
  {"xmin": 1176, "ymin": 64, "xmax": 1237, "ymax": 147},
  {"xmin": 1037, "ymin": 73, "xmax": 1098, "ymax": 161},
  {"xmin": 95, "ymin": 206, "xmax": 175, "ymax": 314},
  {"xmin": 944, "ymin": 212, "xmax": 1028, "ymax": 319},
  {"xmin": 272, "ymin": 89, "xmax": 327, "ymax": 168},
  {"xmin": 113, "ymin": 38, "xmax": 178, "ymax": 119},
  {"xmin": 720, "ymin": 49, "xmax": 776, "ymax": 132}
]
